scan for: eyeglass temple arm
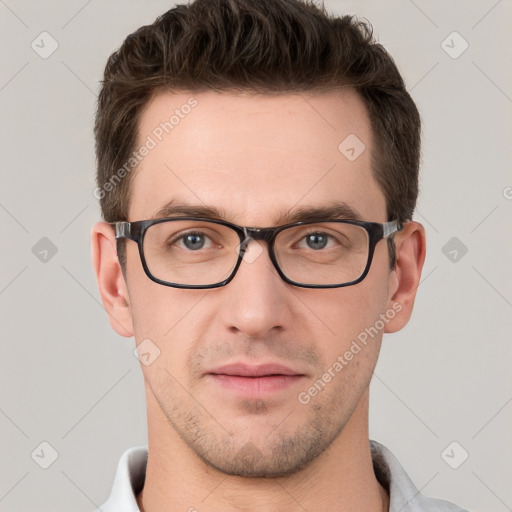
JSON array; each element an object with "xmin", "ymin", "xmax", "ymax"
[
  {"xmin": 113, "ymin": 221, "xmax": 131, "ymax": 239},
  {"xmin": 382, "ymin": 220, "xmax": 402, "ymax": 238}
]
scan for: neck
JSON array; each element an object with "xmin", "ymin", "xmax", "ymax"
[{"xmin": 137, "ymin": 391, "xmax": 389, "ymax": 512}]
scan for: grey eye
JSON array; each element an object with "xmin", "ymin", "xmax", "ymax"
[
  {"xmin": 305, "ymin": 233, "xmax": 328, "ymax": 250},
  {"xmin": 182, "ymin": 233, "xmax": 205, "ymax": 250}
]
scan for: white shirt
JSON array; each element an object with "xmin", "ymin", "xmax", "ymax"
[{"xmin": 97, "ymin": 440, "xmax": 468, "ymax": 511}]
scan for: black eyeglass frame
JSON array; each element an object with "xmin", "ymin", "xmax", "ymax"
[{"xmin": 112, "ymin": 217, "xmax": 402, "ymax": 289}]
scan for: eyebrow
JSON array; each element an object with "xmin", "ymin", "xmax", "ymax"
[{"xmin": 152, "ymin": 199, "xmax": 364, "ymax": 225}]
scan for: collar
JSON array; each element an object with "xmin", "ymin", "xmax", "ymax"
[{"xmin": 98, "ymin": 440, "xmax": 467, "ymax": 511}]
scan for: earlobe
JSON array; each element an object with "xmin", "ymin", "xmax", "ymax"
[
  {"xmin": 384, "ymin": 221, "xmax": 426, "ymax": 334},
  {"xmin": 91, "ymin": 221, "xmax": 134, "ymax": 338}
]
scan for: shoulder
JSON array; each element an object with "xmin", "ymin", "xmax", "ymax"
[{"xmin": 370, "ymin": 440, "xmax": 469, "ymax": 512}]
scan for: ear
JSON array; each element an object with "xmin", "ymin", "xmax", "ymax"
[
  {"xmin": 91, "ymin": 221, "xmax": 134, "ymax": 337},
  {"xmin": 384, "ymin": 221, "xmax": 426, "ymax": 333}
]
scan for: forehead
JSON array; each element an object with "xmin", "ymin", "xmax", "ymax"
[{"xmin": 129, "ymin": 89, "xmax": 386, "ymax": 224}]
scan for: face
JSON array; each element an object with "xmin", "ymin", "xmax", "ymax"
[{"xmin": 119, "ymin": 89, "xmax": 398, "ymax": 477}]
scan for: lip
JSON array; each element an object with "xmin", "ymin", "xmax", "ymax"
[
  {"xmin": 206, "ymin": 363, "xmax": 305, "ymax": 397},
  {"xmin": 208, "ymin": 363, "xmax": 302, "ymax": 377}
]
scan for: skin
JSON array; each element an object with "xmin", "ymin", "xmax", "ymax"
[{"xmin": 92, "ymin": 88, "xmax": 426, "ymax": 512}]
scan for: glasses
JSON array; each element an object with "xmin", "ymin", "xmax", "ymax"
[{"xmin": 112, "ymin": 217, "xmax": 402, "ymax": 289}]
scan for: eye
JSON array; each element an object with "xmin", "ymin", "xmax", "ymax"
[
  {"xmin": 174, "ymin": 231, "xmax": 211, "ymax": 250},
  {"xmin": 295, "ymin": 231, "xmax": 340, "ymax": 251},
  {"xmin": 303, "ymin": 232, "xmax": 329, "ymax": 250}
]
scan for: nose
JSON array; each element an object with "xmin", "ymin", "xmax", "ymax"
[{"xmin": 219, "ymin": 238, "xmax": 292, "ymax": 338}]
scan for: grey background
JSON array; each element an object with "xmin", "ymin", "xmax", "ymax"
[{"xmin": 0, "ymin": 1, "xmax": 511, "ymax": 511}]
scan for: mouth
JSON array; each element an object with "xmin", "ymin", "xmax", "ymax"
[{"xmin": 206, "ymin": 363, "xmax": 305, "ymax": 397}]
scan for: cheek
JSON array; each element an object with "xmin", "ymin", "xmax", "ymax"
[
  {"xmin": 126, "ymin": 264, "xmax": 204, "ymax": 377},
  {"xmin": 125, "ymin": 247, "xmax": 193, "ymax": 339},
  {"xmin": 300, "ymin": 255, "xmax": 391, "ymax": 369},
  {"xmin": 307, "ymin": 283, "xmax": 388, "ymax": 345}
]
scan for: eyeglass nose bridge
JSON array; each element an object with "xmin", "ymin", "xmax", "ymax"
[
  {"xmin": 239, "ymin": 226, "xmax": 278, "ymax": 251},
  {"xmin": 235, "ymin": 227, "xmax": 287, "ymax": 284}
]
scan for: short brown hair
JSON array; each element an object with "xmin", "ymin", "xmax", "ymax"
[{"xmin": 95, "ymin": 0, "xmax": 421, "ymax": 268}]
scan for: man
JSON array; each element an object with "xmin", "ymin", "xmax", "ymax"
[{"xmin": 91, "ymin": 0, "xmax": 466, "ymax": 510}]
